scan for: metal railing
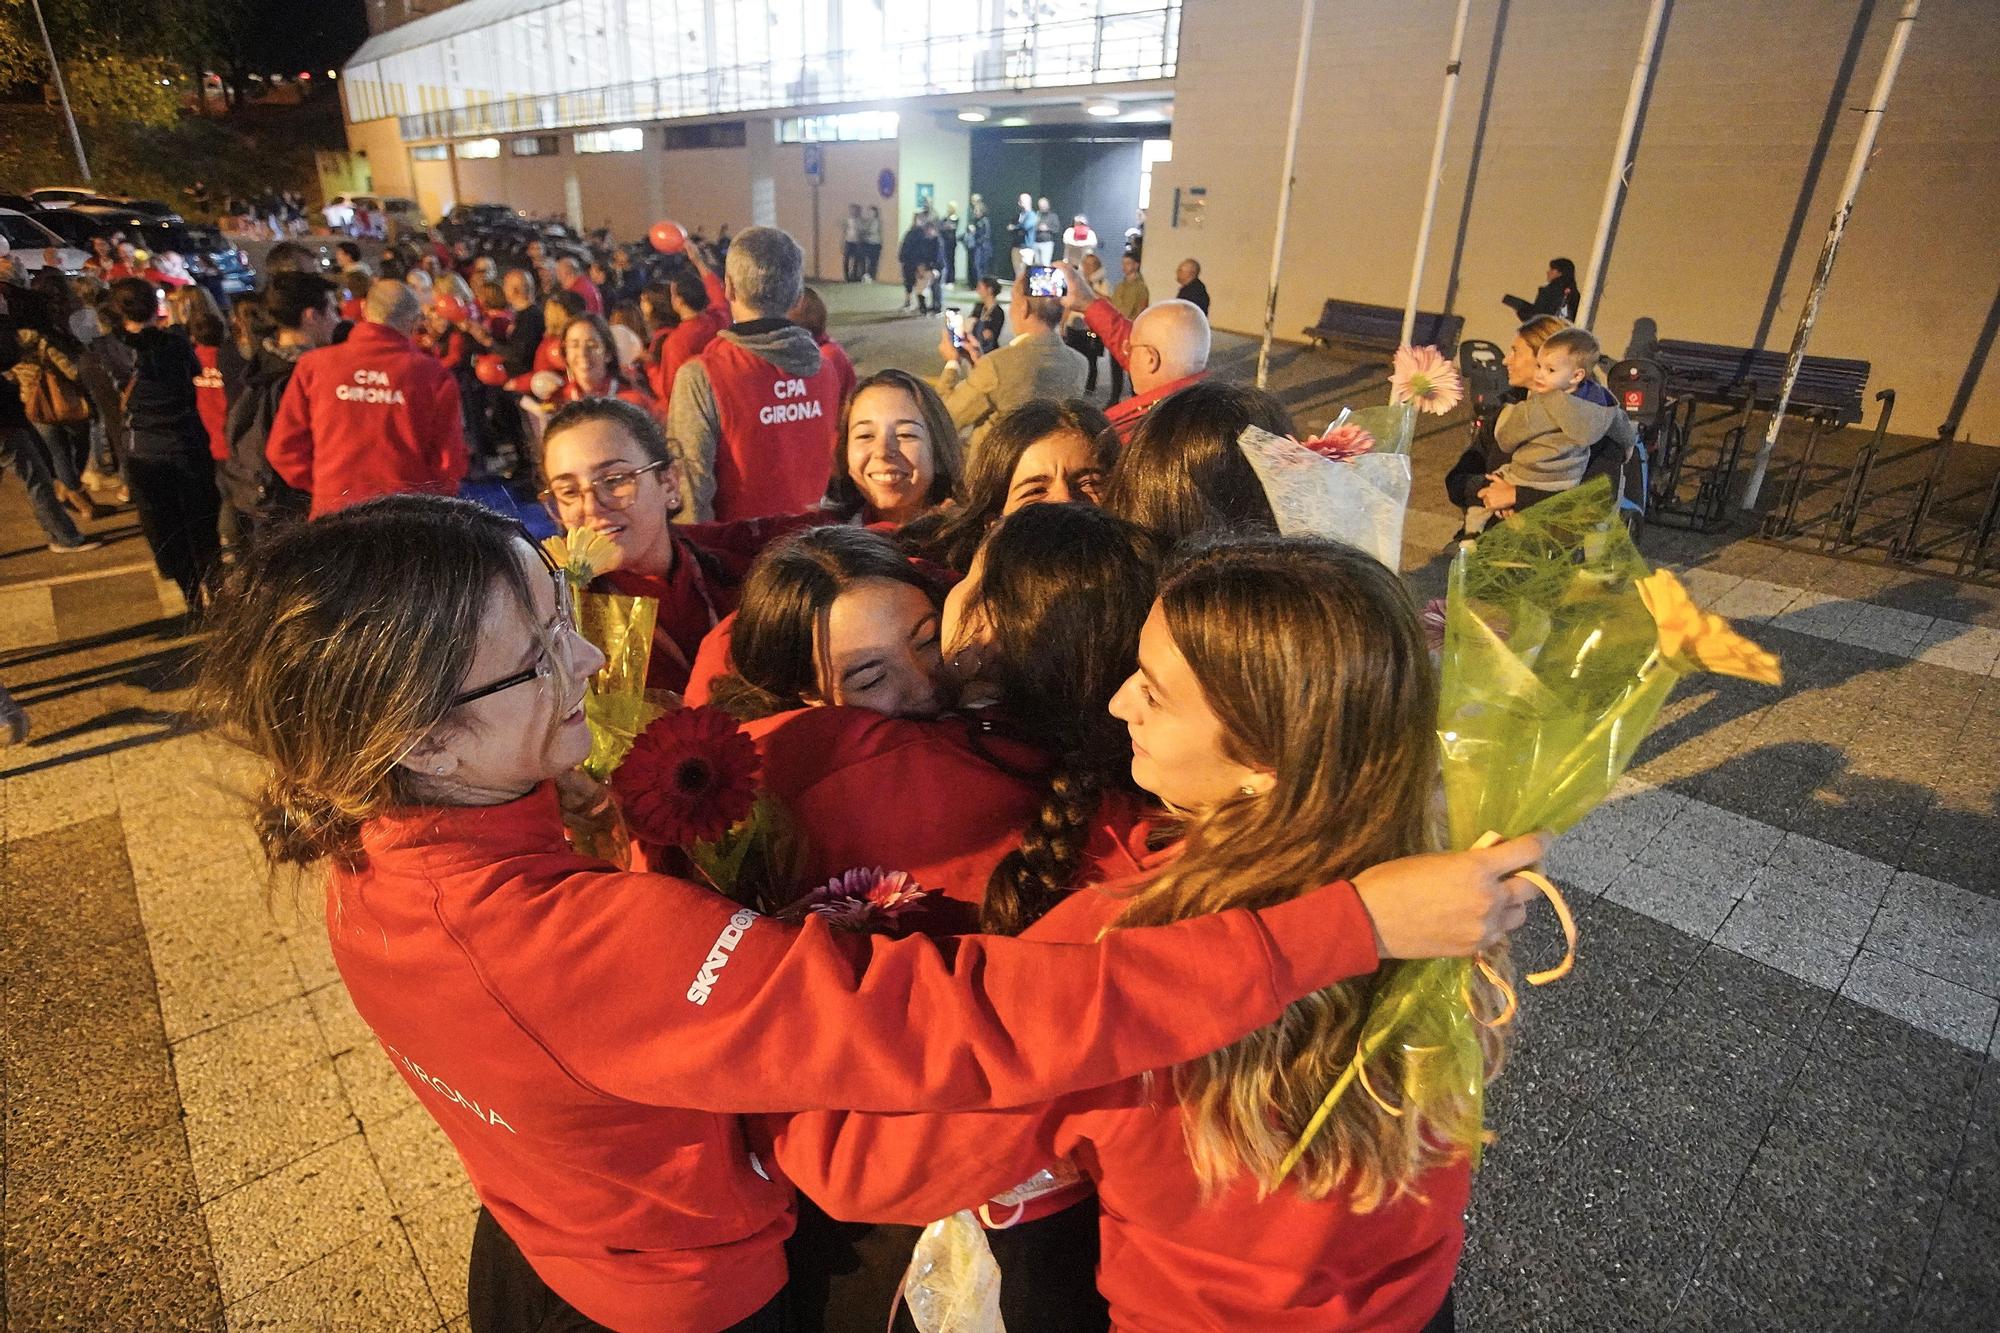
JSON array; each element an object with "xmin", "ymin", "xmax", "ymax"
[{"xmin": 396, "ymin": 8, "xmax": 1179, "ymax": 142}]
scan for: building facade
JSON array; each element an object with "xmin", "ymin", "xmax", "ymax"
[{"xmin": 342, "ymin": 0, "xmax": 2000, "ymax": 443}]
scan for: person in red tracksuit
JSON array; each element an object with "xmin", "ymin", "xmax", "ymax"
[
  {"xmin": 558, "ymin": 254, "xmax": 604, "ymax": 316},
  {"xmin": 771, "ymin": 537, "xmax": 1533, "ymax": 1332},
  {"xmin": 264, "ymin": 279, "xmax": 467, "ymax": 518},
  {"xmin": 649, "ymin": 264, "xmax": 729, "ymax": 411},
  {"xmin": 194, "ymin": 495, "xmax": 1542, "ymax": 1333},
  {"xmin": 667, "ymin": 227, "xmax": 843, "ymax": 523},
  {"xmin": 536, "ymin": 398, "xmax": 830, "ymax": 695},
  {"xmin": 708, "ymin": 503, "xmax": 1165, "ymax": 1329}
]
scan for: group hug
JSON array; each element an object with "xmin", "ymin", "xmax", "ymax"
[{"xmin": 194, "ymin": 226, "xmax": 1569, "ymax": 1333}]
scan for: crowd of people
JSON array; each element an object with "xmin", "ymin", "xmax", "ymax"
[{"xmin": 0, "ymin": 199, "xmax": 1641, "ymax": 1332}]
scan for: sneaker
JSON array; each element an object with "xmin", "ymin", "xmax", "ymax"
[{"xmin": 49, "ymin": 538, "xmax": 105, "ymax": 554}]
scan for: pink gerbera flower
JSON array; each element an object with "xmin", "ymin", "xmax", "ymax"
[
  {"xmin": 1390, "ymin": 345, "xmax": 1465, "ymax": 416},
  {"xmin": 1301, "ymin": 421, "xmax": 1376, "ymax": 461},
  {"xmin": 789, "ymin": 867, "xmax": 934, "ymax": 935}
]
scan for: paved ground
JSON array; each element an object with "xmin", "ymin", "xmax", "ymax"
[{"xmin": 1, "ymin": 277, "xmax": 1995, "ymax": 1330}]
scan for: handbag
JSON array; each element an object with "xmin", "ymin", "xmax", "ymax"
[{"xmin": 25, "ymin": 348, "xmax": 91, "ymax": 426}]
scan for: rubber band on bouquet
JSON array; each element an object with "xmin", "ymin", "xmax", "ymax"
[{"xmin": 1272, "ymin": 831, "xmax": 1576, "ymax": 1181}]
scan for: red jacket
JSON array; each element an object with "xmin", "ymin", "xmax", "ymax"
[
  {"xmin": 1085, "ymin": 298, "xmax": 1206, "ymax": 441},
  {"xmin": 769, "ymin": 878, "xmax": 1462, "ymax": 1333},
  {"xmin": 567, "ymin": 274, "xmax": 604, "ymax": 316},
  {"xmin": 815, "ymin": 334, "xmax": 857, "ymax": 407},
  {"xmin": 652, "ymin": 304, "xmax": 728, "ymax": 403},
  {"xmin": 193, "ymin": 344, "xmax": 229, "ymax": 461},
  {"xmin": 265, "ymin": 321, "xmax": 468, "ymax": 518},
  {"xmin": 330, "ymin": 785, "xmax": 1379, "ymax": 1332},
  {"xmin": 596, "ymin": 512, "xmax": 829, "ymax": 695},
  {"xmin": 702, "ymin": 336, "xmax": 842, "ymax": 523}
]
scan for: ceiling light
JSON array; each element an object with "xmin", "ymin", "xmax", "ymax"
[
  {"xmin": 1085, "ymin": 99, "xmax": 1119, "ymax": 117},
  {"xmin": 998, "ymin": 115, "xmax": 1030, "ymax": 127},
  {"xmin": 956, "ymin": 106, "xmax": 989, "ymax": 123}
]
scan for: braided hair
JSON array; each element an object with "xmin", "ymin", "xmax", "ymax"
[{"xmin": 964, "ymin": 504, "xmax": 1161, "ymax": 934}]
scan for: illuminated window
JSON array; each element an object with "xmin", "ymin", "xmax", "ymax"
[
  {"xmin": 411, "ymin": 144, "xmax": 449, "ymax": 161},
  {"xmin": 775, "ymin": 112, "xmax": 899, "ymax": 144},
  {"xmin": 1137, "ymin": 138, "xmax": 1172, "ymax": 210},
  {"xmin": 510, "ymin": 135, "xmax": 560, "ymax": 156},
  {"xmin": 574, "ymin": 127, "xmax": 645, "ymax": 153},
  {"xmin": 456, "ymin": 138, "xmax": 500, "ymax": 158}
]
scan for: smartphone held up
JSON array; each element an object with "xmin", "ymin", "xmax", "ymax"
[{"xmin": 1024, "ymin": 265, "xmax": 1068, "ymax": 299}]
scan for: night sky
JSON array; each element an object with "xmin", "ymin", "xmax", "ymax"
[{"xmin": 238, "ymin": 0, "xmax": 370, "ymax": 76}]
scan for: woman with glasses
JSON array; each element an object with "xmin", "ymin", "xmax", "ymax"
[
  {"xmin": 537, "ymin": 398, "xmax": 825, "ymax": 695},
  {"xmin": 193, "ymin": 492, "xmax": 1539, "ymax": 1333},
  {"xmin": 549, "ymin": 313, "xmax": 653, "ymax": 411}
]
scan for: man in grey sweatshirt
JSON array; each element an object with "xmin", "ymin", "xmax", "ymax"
[{"xmin": 667, "ymin": 227, "xmax": 843, "ymax": 524}]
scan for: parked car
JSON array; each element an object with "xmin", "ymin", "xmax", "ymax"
[
  {"xmin": 0, "ymin": 208, "xmax": 91, "ymax": 274},
  {"xmin": 27, "ymin": 186, "xmax": 101, "ymax": 209},
  {"xmin": 41, "ymin": 204, "xmax": 256, "ymax": 298}
]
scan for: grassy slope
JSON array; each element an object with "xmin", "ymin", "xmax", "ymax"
[{"xmin": 0, "ymin": 98, "xmax": 344, "ymax": 218}]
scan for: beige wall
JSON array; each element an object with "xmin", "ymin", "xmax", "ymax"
[
  {"xmin": 1159, "ymin": 0, "xmax": 2000, "ymax": 442},
  {"xmin": 345, "ymin": 118, "xmax": 414, "ymax": 202},
  {"xmin": 770, "ymin": 138, "xmax": 900, "ymax": 282}
]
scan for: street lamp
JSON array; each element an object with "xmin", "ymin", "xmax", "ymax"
[{"xmin": 26, "ymin": 0, "xmax": 90, "ymax": 181}]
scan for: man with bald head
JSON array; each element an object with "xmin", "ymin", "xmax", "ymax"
[
  {"xmin": 265, "ymin": 276, "xmax": 468, "ymax": 516},
  {"xmin": 1054, "ymin": 260, "xmax": 1211, "ymax": 441}
]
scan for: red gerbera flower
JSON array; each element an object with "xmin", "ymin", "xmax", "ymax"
[{"xmin": 612, "ymin": 705, "xmax": 761, "ymax": 847}]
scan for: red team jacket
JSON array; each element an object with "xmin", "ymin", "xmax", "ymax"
[
  {"xmin": 193, "ymin": 343, "xmax": 228, "ymax": 461},
  {"xmin": 651, "ymin": 304, "xmax": 729, "ymax": 404},
  {"xmin": 701, "ymin": 337, "xmax": 843, "ymax": 523},
  {"xmin": 327, "ymin": 786, "xmax": 1382, "ymax": 1332},
  {"xmin": 265, "ymin": 321, "xmax": 468, "ymax": 517},
  {"xmin": 770, "ymin": 875, "xmax": 1465, "ymax": 1333}
]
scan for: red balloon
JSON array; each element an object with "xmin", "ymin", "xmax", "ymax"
[
  {"xmin": 473, "ymin": 354, "xmax": 509, "ymax": 387},
  {"xmin": 434, "ymin": 292, "xmax": 469, "ymax": 324},
  {"xmin": 649, "ymin": 220, "xmax": 688, "ymax": 254}
]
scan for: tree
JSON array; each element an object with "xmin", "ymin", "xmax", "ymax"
[{"xmin": 0, "ymin": 0, "xmax": 219, "ymax": 126}]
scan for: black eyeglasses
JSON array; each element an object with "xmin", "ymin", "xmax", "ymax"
[
  {"xmin": 538, "ymin": 461, "xmax": 668, "ymax": 520},
  {"xmin": 449, "ymin": 553, "xmax": 577, "ymax": 709}
]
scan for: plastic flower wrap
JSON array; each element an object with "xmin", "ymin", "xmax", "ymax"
[
  {"xmin": 543, "ymin": 530, "xmax": 660, "ymax": 782},
  {"xmin": 610, "ymin": 704, "xmax": 802, "ymax": 911},
  {"xmin": 899, "ymin": 1212, "xmax": 1006, "ymax": 1333},
  {"xmin": 1276, "ymin": 480, "xmax": 1781, "ymax": 1182},
  {"xmin": 1239, "ymin": 416, "xmax": 1413, "ymax": 570}
]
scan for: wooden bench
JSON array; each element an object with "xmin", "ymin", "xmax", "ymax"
[
  {"xmin": 1303, "ymin": 299, "xmax": 1464, "ymax": 357},
  {"xmin": 1654, "ymin": 339, "xmax": 1869, "ymax": 426},
  {"xmin": 1649, "ymin": 339, "xmax": 1880, "ymax": 531}
]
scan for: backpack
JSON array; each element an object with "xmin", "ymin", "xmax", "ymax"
[{"xmin": 24, "ymin": 343, "xmax": 91, "ymax": 425}]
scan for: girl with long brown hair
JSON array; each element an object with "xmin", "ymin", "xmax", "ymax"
[
  {"xmin": 195, "ymin": 496, "xmax": 1539, "ymax": 1333},
  {"xmin": 774, "ymin": 535, "xmax": 1531, "ymax": 1332}
]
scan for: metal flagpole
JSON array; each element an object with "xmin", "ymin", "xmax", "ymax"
[
  {"xmin": 1576, "ymin": 0, "xmax": 1668, "ymax": 328},
  {"xmin": 1256, "ymin": 0, "xmax": 1319, "ymax": 389},
  {"xmin": 28, "ymin": 0, "xmax": 91, "ymax": 182},
  {"xmin": 1742, "ymin": 0, "xmax": 1921, "ymax": 510},
  {"xmin": 1400, "ymin": 0, "xmax": 1474, "ymax": 347}
]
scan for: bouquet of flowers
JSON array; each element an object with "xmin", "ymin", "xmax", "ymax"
[
  {"xmin": 542, "ymin": 530, "xmax": 661, "ymax": 782},
  {"xmin": 611, "ymin": 703, "xmax": 802, "ymax": 910},
  {"xmin": 1238, "ymin": 345, "xmax": 1460, "ymax": 570},
  {"xmin": 1276, "ymin": 480, "xmax": 1781, "ymax": 1181}
]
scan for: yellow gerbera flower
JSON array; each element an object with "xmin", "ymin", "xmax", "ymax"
[{"xmin": 1634, "ymin": 570, "xmax": 1782, "ymax": 686}]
